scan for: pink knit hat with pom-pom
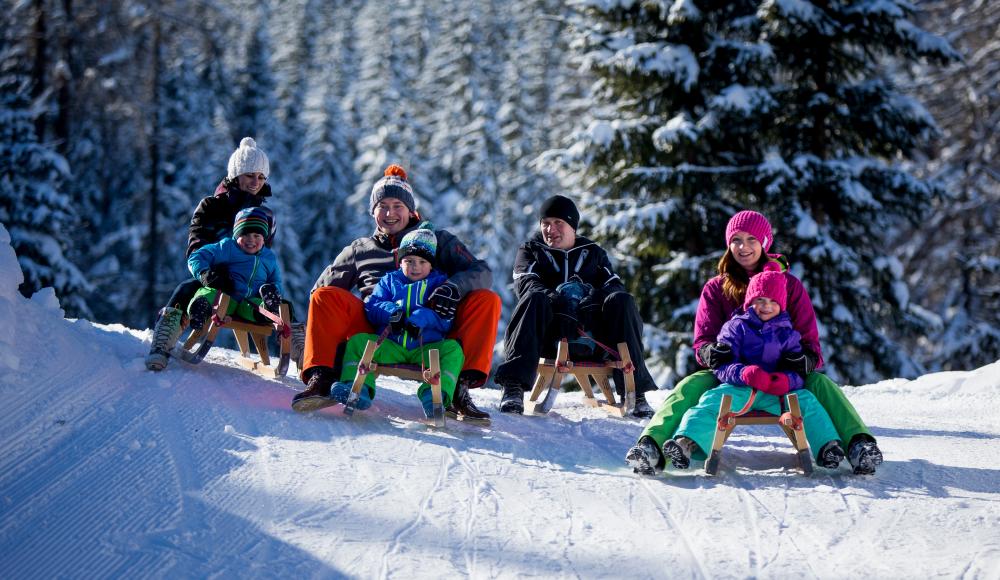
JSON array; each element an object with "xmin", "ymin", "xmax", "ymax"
[
  {"xmin": 725, "ymin": 210, "xmax": 773, "ymax": 252},
  {"xmin": 744, "ymin": 270, "xmax": 787, "ymax": 311}
]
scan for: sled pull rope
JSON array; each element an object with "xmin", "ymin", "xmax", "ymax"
[
  {"xmin": 256, "ymin": 304, "xmax": 291, "ymax": 338},
  {"xmin": 576, "ymin": 327, "xmax": 630, "ymax": 368},
  {"xmin": 718, "ymin": 388, "xmax": 759, "ymax": 430}
]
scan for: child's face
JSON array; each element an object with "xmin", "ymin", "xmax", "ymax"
[
  {"xmin": 237, "ymin": 232, "xmax": 265, "ymax": 254},
  {"xmin": 401, "ymin": 256, "xmax": 431, "ymax": 281},
  {"xmin": 751, "ymin": 297, "xmax": 781, "ymax": 321}
]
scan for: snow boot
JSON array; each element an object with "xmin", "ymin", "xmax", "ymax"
[
  {"xmin": 625, "ymin": 435, "xmax": 664, "ymax": 476},
  {"xmin": 447, "ymin": 373, "xmax": 491, "ymax": 422},
  {"xmin": 631, "ymin": 391, "xmax": 655, "ymax": 419},
  {"xmin": 817, "ymin": 440, "xmax": 846, "ymax": 469},
  {"xmin": 188, "ymin": 296, "xmax": 212, "ymax": 331},
  {"xmin": 330, "ymin": 381, "xmax": 373, "ymax": 410},
  {"xmin": 145, "ymin": 307, "xmax": 184, "ymax": 371},
  {"xmin": 289, "ymin": 321, "xmax": 306, "ymax": 369},
  {"xmin": 848, "ymin": 437, "xmax": 883, "ymax": 475},
  {"xmin": 259, "ymin": 283, "xmax": 282, "ymax": 316},
  {"xmin": 498, "ymin": 382, "xmax": 524, "ymax": 414},
  {"xmin": 291, "ymin": 366, "xmax": 338, "ymax": 412},
  {"xmin": 662, "ymin": 436, "xmax": 698, "ymax": 470}
]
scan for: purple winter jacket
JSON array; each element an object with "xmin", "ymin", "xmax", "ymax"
[
  {"xmin": 693, "ymin": 262, "xmax": 824, "ymax": 370},
  {"xmin": 714, "ymin": 309, "xmax": 804, "ymax": 390}
]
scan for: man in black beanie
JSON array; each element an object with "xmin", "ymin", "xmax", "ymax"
[{"xmin": 494, "ymin": 195, "xmax": 657, "ymax": 417}]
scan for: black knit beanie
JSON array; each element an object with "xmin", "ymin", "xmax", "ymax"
[{"xmin": 539, "ymin": 195, "xmax": 579, "ymax": 231}]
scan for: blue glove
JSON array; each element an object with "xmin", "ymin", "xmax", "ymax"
[{"xmin": 407, "ymin": 308, "xmax": 438, "ymax": 332}]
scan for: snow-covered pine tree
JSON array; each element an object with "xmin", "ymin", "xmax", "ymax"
[
  {"xmin": 0, "ymin": 18, "xmax": 89, "ymax": 315},
  {"xmin": 893, "ymin": 0, "xmax": 1000, "ymax": 372},
  {"xmin": 557, "ymin": 0, "xmax": 957, "ymax": 384}
]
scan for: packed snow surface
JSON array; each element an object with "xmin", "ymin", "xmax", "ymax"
[{"xmin": 1, "ymin": 226, "xmax": 999, "ymax": 579}]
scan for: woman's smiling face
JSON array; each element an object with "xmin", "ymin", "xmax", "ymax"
[{"xmin": 729, "ymin": 231, "xmax": 763, "ymax": 270}]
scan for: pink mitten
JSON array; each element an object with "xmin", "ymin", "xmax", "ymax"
[
  {"xmin": 758, "ymin": 372, "xmax": 790, "ymax": 396},
  {"xmin": 740, "ymin": 365, "xmax": 770, "ymax": 390}
]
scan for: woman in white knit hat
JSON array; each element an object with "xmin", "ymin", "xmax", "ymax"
[{"xmin": 145, "ymin": 137, "xmax": 278, "ymax": 371}]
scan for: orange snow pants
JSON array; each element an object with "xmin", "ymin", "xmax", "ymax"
[{"xmin": 301, "ymin": 286, "xmax": 502, "ymax": 384}]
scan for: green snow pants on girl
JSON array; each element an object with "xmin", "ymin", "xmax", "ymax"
[
  {"xmin": 639, "ymin": 370, "xmax": 874, "ymax": 448},
  {"xmin": 340, "ymin": 333, "xmax": 464, "ymax": 407},
  {"xmin": 674, "ymin": 385, "xmax": 840, "ymax": 461}
]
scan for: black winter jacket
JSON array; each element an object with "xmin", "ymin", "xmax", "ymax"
[
  {"xmin": 512, "ymin": 232, "xmax": 625, "ymax": 301},
  {"xmin": 186, "ymin": 178, "xmax": 272, "ymax": 258}
]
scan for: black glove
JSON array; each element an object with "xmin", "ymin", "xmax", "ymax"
[
  {"xmin": 697, "ymin": 342, "xmax": 733, "ymax": 370},
  {"xmin": 427, "ymin": 282, "xmax": 460, "ymax": 320},
  {"xmin": 388, "ymin": 309, "xmax": 406, "ymax": 334},
  {"xmin": 552, "ymin": 311, "xmax": 581, "ymax": 341},
  {"xmin": 778, "ymin": 347, "xmax": 819, "ymax": 378},
  {"xmin": 404, "ymin": 321, "xmax": 423, "ymax": 337},
  {"xmin": 198, "ymin": 266, "xmax": 231, "ymax": 293}
]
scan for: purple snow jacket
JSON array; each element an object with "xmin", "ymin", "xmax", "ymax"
[
  {"xmin": 693, "ymin": 257, "xmax": 824, "ymax": 370},
  {"xmin": 714, "ymin": 309, "xmax": 804, "ymax": 391}
]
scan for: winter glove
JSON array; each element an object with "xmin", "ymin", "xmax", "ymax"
[
  {"xmin": 427, "ymin": 282, "xmax": 460, "ymax": 320},
  {"xmin": 777, "ymin": 347, "xmax": 819, "ymax": 378},
  {"xmin": 740, "ymin": 365, "xmax": 770, "ymax": 390},
  {"xmin": 198, "ymin": 265, "xmax": 231, "ymax": 293},
  {"xmin": 552, "ymin": 312, "xmax": 581, "ymax": 341},
  {"xmin": 698, "ymin": 342, "xmax": 734, "ymax": 370},
  {"xmin": 388, "ymin": 308, "xmax": 406, "ymax": 335},
  {"xmin": 760, "ymin": 372, "xmax": 791, "ymax": 396},
  {"xmin": 406, "ymin": 308, "xmax": 438, "ymax": 332}
]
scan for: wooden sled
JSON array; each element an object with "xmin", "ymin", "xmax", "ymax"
[
  {"xmin": 704, "ymin": 392, "xmax": 813, "ymax": 476},
  {"xmin": 177, "ymin": 293, "xmax": 293, "ymax": 379},
  {"xmin": 343, "ymin": 338, "xmax": 446, "ymax": 427},
  {"xmin": 524, "ymin": 339, "xmax": 636, "ymax": 417}
]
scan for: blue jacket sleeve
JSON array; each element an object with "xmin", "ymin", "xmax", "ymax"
[
  {"xmin": 188, "ymin": 241, "xmax": 223, "ymax": 279},
  {"xmin": 714, "ymin": 319, "xmax": 748, "ymax": 386},
  {"xmin": 365, "ymin": 275, "xmax": 402, "ymax": 329}
]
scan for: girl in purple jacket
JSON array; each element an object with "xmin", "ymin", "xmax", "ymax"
[{"xmin": 659, "ymin": 271, "xmax": 845, "ymax": 470}]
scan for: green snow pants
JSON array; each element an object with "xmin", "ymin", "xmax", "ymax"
[
  {"xmin": 640, "ymin": 369, "xmax": 874, "ymax": 448},
  {"xmin": 675, "ymin": 385, "xmax": 840, "ymax": 461},
  {"xmin": 340, "ymin": 333, "xmax": 464, "ymax": 407},
  {"xmin": 190, "ymin": 287, "xmax": 264, "ymax": 323}
]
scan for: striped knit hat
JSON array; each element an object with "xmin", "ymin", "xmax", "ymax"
[
  {"xmin": 398, "ymin": 229, "xmax": 437, "ymax": 265},
  {"xmin": 233, "ymin": 206, "xmax": 273, "ymax": 240},
  {"xmin": 370, "ymin": 164, "xmax": 417, "ymax": 214}
]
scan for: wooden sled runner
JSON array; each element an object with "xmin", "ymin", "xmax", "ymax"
[
  {"xmin": 176, "ymin": 293, "xmax": 293, "ymax": 379},
  {"xmin": 705, "ymin": 392, "xmax": 813, "ymax": 476},
  {"xmin": 524, "ymin": 339, "xmax": 636, "ymax": 417},
  {"xmin": 343, "ymin": 338, "xmax": 446, "ymax": 427}
]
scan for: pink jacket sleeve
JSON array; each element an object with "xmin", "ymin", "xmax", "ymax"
[{"xmin": 783, "ymin": 273, "xmax": 824, "ymax": 369}]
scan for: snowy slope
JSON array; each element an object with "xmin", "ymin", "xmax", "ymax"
[{"xmin": 1, "ymin": 223, "xmax": 999, "ymax": 580}]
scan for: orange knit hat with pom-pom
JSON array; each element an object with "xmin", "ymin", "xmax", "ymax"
[{"xmin": 370, "ymin": 164, "xmax": 416, "ymax": 214}]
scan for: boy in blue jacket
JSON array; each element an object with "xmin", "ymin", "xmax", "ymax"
[
  {"xmin": 324, "ymin": 229, "xmax": 465, "ymax": 418},
  {"xmin": 628, "ymin": 271, "xmax": 845, "ymax": 474},
  {"xmin": 186, "ymin": 206, "xmax": 285, "ymax": 328}
]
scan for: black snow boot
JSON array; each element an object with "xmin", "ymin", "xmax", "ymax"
[
  {"xmin": 188, "ymin": 296, "xmax": 213, "ymax": 331},
  {"xmin": 631, "ymin": 391, "xmax": 655, "ymax": 419},
  {"xmin": 848, "ymin": 437, "xmax": 883, "ymax": 475},
  {"xmin": 498, "ymin": 382, "xmax": 525, "ymax": 415},
  {"xmin": 291, "ymin": 366, "xmax": 338, "ymax": 413},
  {"xmin": 662, "ymin": 436, "xmax": 698, "ymax": 470},
  {"xmin": 447, "ymin": 373, "xmax": 491, "ymax": 422},
  {"xmin": 625, "ymin": 435, "xmax": 664, "ymax": 476},
  {"xmin": 259, "ymin": 284, "xmax": 282, "ymax": 315},
  {"xmin": 817, "ymin": 440, "xmax": 846, "ymax": 469}
]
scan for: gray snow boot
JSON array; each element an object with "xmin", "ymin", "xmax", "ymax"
[
  {"xmin": 145, "ymin": 307, "xmax": 184, "ymax": 371},
  {"xmin": 498, "ymin": 382, "xmax": 524, "ymax": 414},
  {"xmin": 662, "ymin": 436, "xmax": 698, "ymax": 470},
  {"xmin": 625, "ymin": 435, "xmax": 664, "ymax": 476},
  {"xmin": 817, "ymin": 440, "xmax": 846, "ymax": 469},
  {"xmin": 848, "ymin": 437, "xmax": 883, "ymax": 475}
]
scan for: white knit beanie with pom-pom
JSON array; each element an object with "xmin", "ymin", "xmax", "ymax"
[{"xmin": 227, "ymin": 137, "xmax": 270, "ymax": 180}]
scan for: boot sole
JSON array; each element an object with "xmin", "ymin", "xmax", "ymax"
[
  {"xmin": 663, "ymin": 442, "xmax": 691, "ymax": 469},
  {"xmin": 291, "ymin": 395, "xmax": 340, "ymax": 413}
]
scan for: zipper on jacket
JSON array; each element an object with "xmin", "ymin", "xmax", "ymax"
[{"xmin": 246, "ymin": 254, "xmax": 260, "ymax": 298}]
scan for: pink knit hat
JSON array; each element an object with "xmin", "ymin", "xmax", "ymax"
[
  {"xmin": 744, "ymin": 270, "xmax": 787, "ymax": 311},
  {"xmin": 725, "ymin": 210, "xmax": 773, "ymax": 252}
]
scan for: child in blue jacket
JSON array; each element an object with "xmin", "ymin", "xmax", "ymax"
[
  {"xmin": 327, "ymin": 229, "xmax": 465, "ymax": 418},
  {"xmin": 186, "ymin": 206, "xmax": 285, "ymax": 328},
  {"xmin": 630, "ymin": 271, "xmax": 844, "ymax": 473}
]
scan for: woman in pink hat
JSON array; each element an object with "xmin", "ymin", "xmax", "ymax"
[{"xmin": 626, "ymin": 210, "xmax": 883, "ymax": 475}]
